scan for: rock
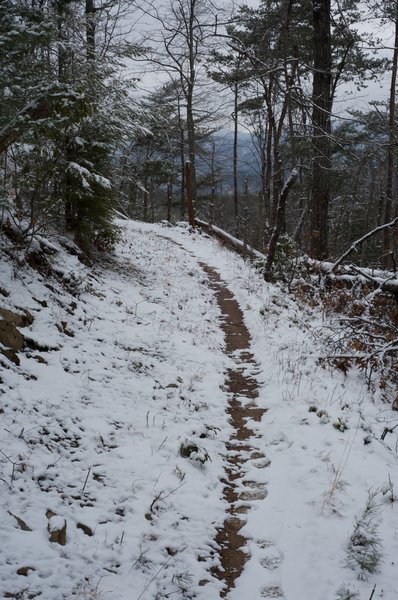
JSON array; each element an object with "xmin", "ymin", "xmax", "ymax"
[
  {"xmin": 47, "ymin": 511, "xmax": 67, "ymax": 545},
  {"xmin": 0, "ymin": 307, "xmax": 33, "ymax": 327},
  {"xmin": 22, "ymin": 310, "xmax": 33, "ymax": 326},
  {"xmin": 0, "ymin": 320, "xmax": 24, "ymax": 351},
  {"xmin": 33, "ymin": 355, "xmax": 47, "ymax": 364},
  {"xmin": 8, "ymin": 511, "xmax": 32, "ymax": 531},
  {"xmin": 1, "ymin": 349, "xmax": 20, "ymax": 365},
  {"xmin": 33, "ymin": 297, "xmax": 48, "ymax": 307},
  {"xmin": 392, "ymin": 396, "xmax": 398, "ymax": 411},
  {"xmin": 56, "ymin": 321, "xmax": 75, "ymax": 337},
  {"xmin": 76, "ymin": 522, "xmax": 93, "ymax": 536},
  {"xmin": 16, "ymin": 566, "xmax": 36, "ymax": 576}
]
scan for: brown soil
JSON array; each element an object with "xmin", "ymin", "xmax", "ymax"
[{"xmin": 200, "ymin": 264, "xmax": 267, "ymax": 597}]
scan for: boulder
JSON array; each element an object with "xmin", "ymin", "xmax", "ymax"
[
  {"xmin": 47, "ymin": 510, "xmax": 67, "ymax": 545},
  {"xmin": 16, "ymin": 566, "xmax": 36, "ymax": 576},
  {"xmin": 8, "ymin": 511, "xmax": 32, "ymax": 531},
  {"xmin": 1, "ymin": 349, "xmax": 20, "ymax": 365},
  {"xmin": 0, "ymin": 307, "xmax": 33, "ymax": 327},
  {"xmin": 0, "ymin": 320, "xmax": 24, "ymax": 351},
  {"xmin": 77, "ymin": 522, "xmax": 93, "ymax": 536}
]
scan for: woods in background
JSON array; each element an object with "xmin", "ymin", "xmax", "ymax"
[{"xmin": 2, "ymin": 0, "xmax": 398, "ymax": 270}]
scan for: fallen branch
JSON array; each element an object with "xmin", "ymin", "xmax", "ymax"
[
  {"xmin": 330, "ymin": 217, "xmax": 398, "ymax": 273},
  {"xmin": 195, "ymin": 219, "xmax": 265, "ymax": 262}
]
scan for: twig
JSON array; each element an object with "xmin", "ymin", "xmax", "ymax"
[
  {"xmin": 157, "ymin": 436, "xmax": 168, "ymax": 451},
  {"xmin": 136, "ymin": 556, "xmax": 172, "ymax": 600},
  {"xmin": 369, "ymin": 584, "xmax": 376, "ymax": 600},
  {"xmin": 82, "ymin": 466, "xmax": 91, "ymax": 493},
  {"xmin": 0, "ymin": 448, "xmax": 22, "ymax": 485},
  {"xmin": 330, "ymin": 217, "xmax": 398, "ymax": 272},
  {"xmin": 381, "ymin": 424, "xmax": 398, "ymax": 441}
]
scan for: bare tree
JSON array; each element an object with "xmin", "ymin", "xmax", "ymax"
[{"xmin": 140, "ymin": 0, "xmax": 222, "ymax": 205}]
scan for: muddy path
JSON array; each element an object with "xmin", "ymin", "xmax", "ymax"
[{"xmin": 200, "ymin": 264, "xmax": 267, "ymax": 597}]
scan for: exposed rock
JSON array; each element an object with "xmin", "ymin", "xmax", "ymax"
[
  {"xmin": 47, "ymin": 511, "xmax": 67, "ymax": 545},
  {"xmin": 22, "ymin": 310, "xmax": 33, "ymax": 326},
  {"xmin": 16, "ymin": 566, "xmax": 36, "ymax": 576},
  {"xmin": 8, "ymin": 511, "xmax": 32, "ymax": 531},
  {"xmin": 393, "ymin": 396, "xmax": 398, "ymax": 411},
  {"xmin": 0, "ymin": 308, "xmax": 34, "ymax": 327},
  {"xmin": 56, "ymin": 321, "xmax": 75, "ymax": 337},
  {"xmin": 24, "ymin": 337, "xmax": 58, "ymax": 352},
  {"xmin": 33, "ymin": 354, "xmax": 47, "ymax": 364},
  {"xmin": 1, "ymin": 349, "xmax": 20, "ymax": 365},
  {"xmin": 33, "ymin": 297, "xmax": 48, "ymax": 307},
  {"xmin": 76, "ymin": 522, "xmax": 93, "ymax": 536},
  {"xmin": 0, "ymin": 320, "xmax": 24, "ymax": 351}
]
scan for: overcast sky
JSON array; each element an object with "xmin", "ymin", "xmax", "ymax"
[{"xmin": 126, "ymin": 0, "xmax": 393, "ymax": 118}]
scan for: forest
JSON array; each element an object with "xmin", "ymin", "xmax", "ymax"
[
  {"xmin": 2, "ymin": 3, "xmax": 398, "ymax": 599},
  {"xmin": 2, "ymin": 0, "xmax": 398, "ymax": 268}
]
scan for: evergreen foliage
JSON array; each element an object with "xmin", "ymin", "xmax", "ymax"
[
  {"xmin": 335, "ymin": 584, "xmax": 360, "ymax": 600},
  {"xmin": 346, "ymin": 491, "xmax": 383, "ymax": 580},
  {"xmin": 0, "ymin": 0, "xmax": 138, "ymax": 250}
]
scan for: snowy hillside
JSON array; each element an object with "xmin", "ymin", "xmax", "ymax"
[{"xmin": 0, "ymin": 221, "xmax": 397, "ymax": 600}]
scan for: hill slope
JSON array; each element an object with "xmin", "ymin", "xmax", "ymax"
[{"xmin": 0, "ymin": 221, "xmax": 397, "ymax": 600}]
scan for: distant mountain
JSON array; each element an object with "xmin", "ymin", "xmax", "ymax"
[{"xmin": 198, "ymin": 131, "xmax": 262, "ymax": 193}]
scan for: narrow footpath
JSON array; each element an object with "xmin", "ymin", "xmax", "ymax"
[{"xmin": 201, "ymin": 264, "xmax": 268, "ymax": 597}]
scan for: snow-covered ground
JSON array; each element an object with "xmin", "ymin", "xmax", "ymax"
[{"xmin": 1, "ymin": 220, "xmax": 397, "ymax": 600}]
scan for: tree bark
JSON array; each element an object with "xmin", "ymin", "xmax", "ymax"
[
  {"xmin": 310, "ymin": 0, "xmax": 332, "ymax": 260},
  {"xmin": 384, "ymin": 3, "xmax": 398, "ymax": 264},
  {"xmin": 167, "ymin": 180, "xmax": 173, "ymax": 223},
  {"xmin": 233, "ymin": 81, "xmax": 239, "ymax": 232},
  {"xmin": 185, "ymin": 0, "xmax": 197, "ymax": 204},
  {"xmin": 177, "ymin": 99, "xmax": 185, "ymax": 218},
  {"xmin": 185, "ymin": 161, "xmax": 196, "ymax": 227},
  {"xmin": 264, "ymin": 169, "xmax": 299, "ymax": 280},
  {"xmin": 86, "ymin": 0, "xmax": 96, "ymax": 60}
]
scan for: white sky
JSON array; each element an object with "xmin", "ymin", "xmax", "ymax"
[{"xmin": 125, "ymin": 0, "xmax": 394, "ymax": 120}]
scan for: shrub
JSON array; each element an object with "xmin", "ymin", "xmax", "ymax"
[{"xmin": 345, "ymin": 491, "xmax": 383, "ymax": 579}]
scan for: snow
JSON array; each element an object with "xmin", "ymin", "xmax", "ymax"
[{"xmin": 1, "ymin": 220, "xmax": 397, "ymax": 600}]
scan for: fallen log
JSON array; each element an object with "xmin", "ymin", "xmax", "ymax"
[{"xmin": 195, "ymin": 219, "xmax": 265, "ymax": 262}]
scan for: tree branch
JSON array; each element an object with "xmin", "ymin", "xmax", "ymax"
[{"xmin": 330, "ymin": 217, "xmax": 398, "ymax": 272}]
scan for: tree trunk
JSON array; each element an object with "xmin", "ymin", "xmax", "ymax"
[
  {"xmin": 86, "ymin": 0, "xmax": 96, "ymax": 61},
  {"xmin": 177, "ymin": 100, "xmax": 185, "ymax": 218},
  {"xmin": 310, "ymin": 0, "xmax": 332, "ymax": 260},
  {"xmin": 210, "ymin": 141, "xmax": 216, "ymax": 225},
  {"xmin": 233, "ymin": 81, "xmax": 239, "ymax": 232},
  {"xmin": 264, "ymin": 169, "xmax": 298, "ymax": 280},
  {"xmin": 185, "ymin": 161, "xmax": 195, "ymax": 227},
  {"xmin": 264, "ymin": 114, "xmax": 272, "ymax": 227},
  {"xmin": 186, "ymin": 0, "xmax": 197, "ymax": 204},
  {"xmin": 167, "ymin": 180, "xmax": 172, "ymax": 223},
  {"xmin": 384, "ymin": 3, "xmax": 398, "ymax": 264},
  {"xmin": 186, "ymin": 84, "xmax": 197, "ymax": 203}
]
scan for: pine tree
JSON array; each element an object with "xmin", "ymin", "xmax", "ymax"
[{"xmin": 1, "ymin": 0, "xmax": 139, "ymax": 250}]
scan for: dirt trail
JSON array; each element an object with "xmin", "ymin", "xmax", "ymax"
[{"xmin": 200, "ymin": 264, "xmax": 267, "ymax": 598}]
